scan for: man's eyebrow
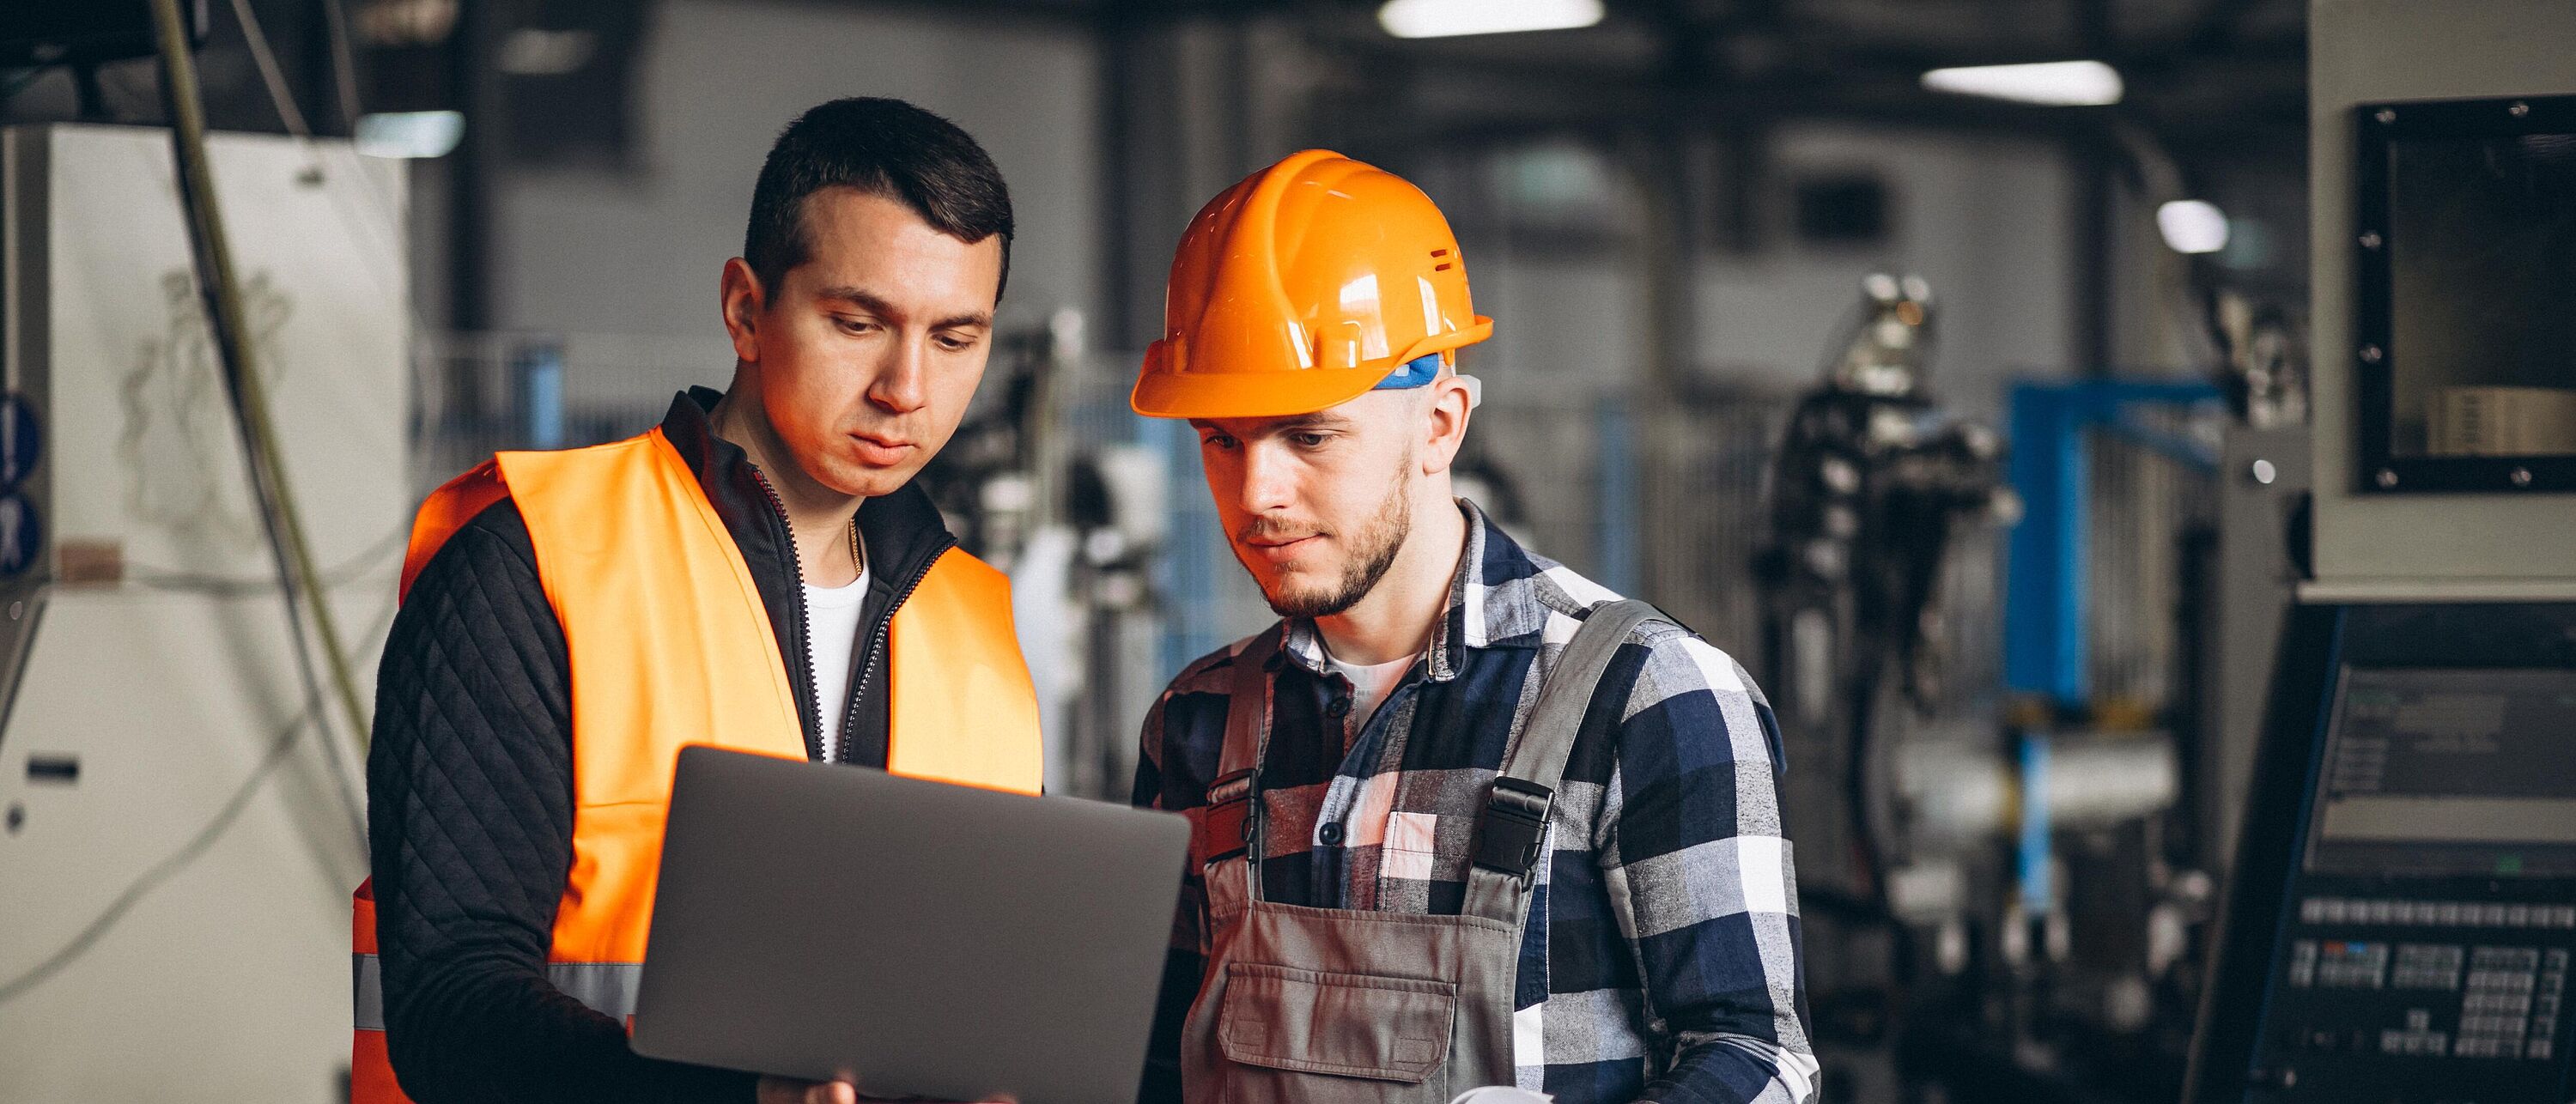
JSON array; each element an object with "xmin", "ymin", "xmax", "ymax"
[
  {"xmin": 815, "ymin": 285, "xmax": 897, "ymax": 317},
  {"xmin": 812, "ymin": 287, "xmax": 992, "ymax": 331},
  {"xmin": 1273, "ymin": 411, "xmax": 1351, "ymax": 431}
]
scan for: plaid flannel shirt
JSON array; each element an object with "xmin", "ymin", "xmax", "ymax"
[{"xmin": 1133, "ymin": 501, "xmax": 1817, "ymax": 1104}]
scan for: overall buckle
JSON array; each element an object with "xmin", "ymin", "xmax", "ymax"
[
  {"xmin": 1472, "ymin": 777, "xmax": 1555, "ymax": 880},
  {"xmin": 1198, "ymin": 768, "xmax": 1259, "ymax": 866}
]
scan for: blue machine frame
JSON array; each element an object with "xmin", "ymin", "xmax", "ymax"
[{"xmin": 2003, "ymin": 379, "xmax": 2222, "ymax": 707}]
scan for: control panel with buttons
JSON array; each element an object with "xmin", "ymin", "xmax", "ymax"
[
  {"xmin": 2183, "ymin": 608, "xmax": 2576, "ymax": 1104},
  {"xmin": 2249, "ymin": 893, "xmax": 2573, "ymax": 1099}
]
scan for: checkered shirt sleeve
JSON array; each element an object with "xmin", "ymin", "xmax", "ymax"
[{"xmin": 1601, "ymin": 624, "xmax": 1818, "ymax": 1104}]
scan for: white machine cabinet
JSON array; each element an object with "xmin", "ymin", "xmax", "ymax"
[{"xmin": 0, "ymin": 124, "xmax": 408, "ymax": 1104}]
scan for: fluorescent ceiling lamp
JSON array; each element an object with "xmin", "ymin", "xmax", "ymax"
[
  {"xmin": 496, "ymin": 27, "xmax": 598, "ymax": 76},
  {"xmin": 1379, "ymin": 0, "xmax": 1604, "ymax": 39},
  {"xmin": 2156, "ymin": 199, "xmax": 2231, "ymax": 254},
  {"xmin": 1921, "ymin": 60, "xmax": 2123, "ymax": 106},
  {"xmin": 355, "ymin": 111, "xmax": 465, "ymax": 159}
]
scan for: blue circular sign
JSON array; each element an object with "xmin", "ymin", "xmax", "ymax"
[
  {"xmin": 0, "ymin": 494, "xmax": 38, "ymax": 579},
  {"xmin": 0, "ymin": 394, "xmax": 38, "ymax": 493}
]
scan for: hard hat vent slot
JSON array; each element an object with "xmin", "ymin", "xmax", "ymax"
[
  {"xmin": 1430, "ymin": 248, "xmax": 1451, "ymax": 258},
  {"xmin": 1434, "ymin": 263, "xmax": 1455, "ymax": 271}
]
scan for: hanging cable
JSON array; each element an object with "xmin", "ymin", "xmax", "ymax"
[
  {"xmin": 127, "ymin": 513, "xmax": 410, "ymax": 596},
  {"xmin": 317, "ymin": 0, "xmax": 366, "ymax": 131},
  {"xmin": 0, "ymin": 702, "xmax": 318, "ymax": 1005},
  {"xmin": 0, "ymin": 593, "xmax": 398, "ymax": 1006},
  {"xmin": 150, "ymin": 0, "xmax": 373, "ymax": 848},
  {"xmin": 227, "ymin": 0, "xmax": 311, "ymax": 138},
  {"xmin": 231, "ymin": 0, "xmax": 448, "ymax": 449}
]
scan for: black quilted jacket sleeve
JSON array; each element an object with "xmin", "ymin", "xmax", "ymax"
[{"xmin": 367, "ymin": 500, "xmax": 756, "ymax": 1104}]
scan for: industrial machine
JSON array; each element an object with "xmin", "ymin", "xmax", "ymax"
[
  {"xmin": 2185, "ymin": 3, "xmax": 2576, "ymax": 1102},
  {"xmin": 1756, "ymin": 274, "xmax": 2087, "ymax": 1101},
  {"xmin": 1755, "ymin": 272, "xmax": 2015, "ymax": 913},
  {"xmin": 2194, "ymin": 603, "xmax": 2576, "ymax": 1102},
  {"xmin": 0, "ymin": 124, "xmax": 407, "ymax": 1101}
]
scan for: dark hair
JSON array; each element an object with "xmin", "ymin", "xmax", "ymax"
[{"xmin": 743, "ymin": 97, "xmax": 1015, "ymax": 304}]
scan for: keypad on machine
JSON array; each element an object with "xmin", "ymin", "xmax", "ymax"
[
  {"xmin": 2299, "ymin": 897, "xmax": 2576, "ymax": 930},
  {"xmin": 2285, "ymin": 897, "xmax": 2568, "ymax": 1061}
]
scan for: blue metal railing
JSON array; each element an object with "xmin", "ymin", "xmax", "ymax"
[{"xmin": 2002, "ymin": 378, "xmax": 2222, "ymax": 707}]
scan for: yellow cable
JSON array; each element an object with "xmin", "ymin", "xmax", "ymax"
[{"xmin": 149, "ymin": 0, "xmax": 375, "ymax": 770}]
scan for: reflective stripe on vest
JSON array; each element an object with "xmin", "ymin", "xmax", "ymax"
[
  {"xmin": 351, "ymin": 429, "xmax": 1042, "ymax": 1102},
  {"xmin": 355, "ymin": 954, "xmax": 643, "ymax": 1030}
]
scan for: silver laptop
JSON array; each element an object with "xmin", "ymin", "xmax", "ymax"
[{"xmin": 631, "ymin": 745, "xmax": 1191, "ymax": 1104}]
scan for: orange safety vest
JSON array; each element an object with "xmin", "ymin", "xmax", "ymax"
[{"xmin": 350, "ymin": 428, "xmax": 1042, "ymax": 1103}]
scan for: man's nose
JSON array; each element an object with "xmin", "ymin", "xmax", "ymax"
[
  {"xmin": 1236, "ymin": 440, "xmax": 1297, "ymax": 517},
  {"xmin": 868, "ymin": 336, "xmax": 929, "ymax": 415}
]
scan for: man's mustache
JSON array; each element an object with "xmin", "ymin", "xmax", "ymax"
[{"xmin": 1236, "ymin": 517, "xmax": 1326, "ymax": 543}]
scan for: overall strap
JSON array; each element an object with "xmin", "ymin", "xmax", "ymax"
[
  {"xmin": 1201, "ymin": 628, "xmax": 1283, "ymax": 901},
  {"xmin": 1463, "ymin": 599, "xmax": 1665, "ymax": 924}
]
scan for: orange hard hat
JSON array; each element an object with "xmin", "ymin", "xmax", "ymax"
[{"xmin": 1131, "ymin": 149, "xmax": 1493, "ymax": 420}]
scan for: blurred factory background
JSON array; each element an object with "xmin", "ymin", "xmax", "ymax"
[{"xmin": 3, "ymin": 1, "xmax": 2573, "ymax": 1102}]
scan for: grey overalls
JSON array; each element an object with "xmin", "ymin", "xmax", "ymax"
[{"xmin": 1178, "ymin": 601, "xmax": 1664, "ymax": 1102}]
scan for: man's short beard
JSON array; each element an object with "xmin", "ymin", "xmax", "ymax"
[{"xmin": 1253, "ymin": 459, "xmax": 1414, "ymax": 621}]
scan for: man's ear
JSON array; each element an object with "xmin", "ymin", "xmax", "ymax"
[
  {"xmin": 1419, "ymin": 377, "xmax": 1473, "ymax": 476},
  {"xmin": 720, "ymin": 258, "xmax": 766, "ymax": 365}
]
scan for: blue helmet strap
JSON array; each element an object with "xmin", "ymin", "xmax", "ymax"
[
  {"xmin": 1371, "ymin": 353, "xmax": 1482, "ymax": 409},
  {"xmin": 1373, "ymin": 353, "xmax": 1444, "ymax": 391}
]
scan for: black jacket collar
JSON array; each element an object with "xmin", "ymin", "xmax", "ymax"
[{"xmin": 656, "ymin": 387, "xmax": 959, "ymax": 767}]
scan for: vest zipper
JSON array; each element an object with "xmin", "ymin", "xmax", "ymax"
[
  {"xmin": 841, "ymin": 531, "xmax": 954, "ymax": 764},
  {"xmin": 749, "ymin": 465, "xmax": 957, "ymax": 767},
  {"xmin": 747, "ymin": 467, "xmax": 826, "ymax": 763}
]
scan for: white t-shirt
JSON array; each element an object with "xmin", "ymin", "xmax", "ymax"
[
  {"xmin": 805, "ymin": 557, "xmax": 871, "ymax": 763},
  {"xmin": 1322, "ymin": 644, "xmax": 1418, "ymax": 743}
]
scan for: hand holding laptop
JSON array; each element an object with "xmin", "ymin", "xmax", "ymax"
[
  {"xmin": 758, "ymin": 1075, "xmax": 1017, "ymax": 1104},
  {"xmin": 759, "ymin": 1076, "xmax": 856, "ymax": 1104},
  {"xmin": 637, "ymin": 749, "xmax": 1189, "ymax": 1104}
]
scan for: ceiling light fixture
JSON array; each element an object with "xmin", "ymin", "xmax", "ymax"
[
  {"xmin": 495, "ymin": 27, "xmax": 598, "ymax": 76},
  {"xmin": 1378, "ymin": 0, "xmax": 1604, "ymax": 39},
  {"xmin": 1920, "ymin": 60, "xmax": 2124, "ymax": 106},
  {"xmin": 2156, "ymin": 199, "xmax": 2231, "ymax": 254},
  {"xmin": 355, "ymin": 111, "xmax": 465, "ymax": 159}
]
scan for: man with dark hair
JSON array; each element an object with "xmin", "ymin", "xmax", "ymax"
[
  {"xmin": 742, "ymin": 98, "xmax": 1015, "ymax": 304},
  {"xmin": 355, "ymin": 97, "xmax": 1039, "ymax": 1104}
]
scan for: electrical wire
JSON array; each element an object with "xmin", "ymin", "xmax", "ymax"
[
  {"xmin": 9, "ymin": 0, "xmax": 558, "ymax": 1014},
  {"xmin": 0, "ymin": 591, "xmax": 400, "ymax": 1008},
  {"xmin": 205, "ymin": 0, "xmax": 429, "ymax": 610},
  {"xmin": 229, "ymin": 0, "xmax": 453, "ymax": 445},
  {"xmin": 225, "ymin": 0, "xmax": 404, "ymax": 294},
  {"xmin": 123, "ymin": 513, "xmax": 411, "ymax": 597},
  {"xmin": 2, "ymin": 67, "xmax": 50, "ymax": 104},
  {"xmin": 227, "ymin": 0, "xmax": 312, "ymax": 138},
  {"xmin": 0, "ymin": 702, "xmax": 317, "ymax": 1006},
  {"xmin": 152, "ymin": 0, "xmax": 372, "ymax": 850},
  {"xmin": 317, "ymin": 0, "xmax": 365, "ymax": 131}
]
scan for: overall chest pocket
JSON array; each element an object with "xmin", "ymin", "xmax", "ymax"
[{"xmin": 1217, "ymin": 962, "xmax": 1457, "ymax": 1102}]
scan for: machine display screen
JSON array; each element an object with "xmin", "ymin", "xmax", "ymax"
[{"xmin": 2306, "ymin": 667, "xmax": 2576, "ymax": 877}]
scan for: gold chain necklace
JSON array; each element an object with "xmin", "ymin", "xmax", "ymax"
[{"xmin": 846, "ymin": 514, "xmax": 863, "ymax": 574}]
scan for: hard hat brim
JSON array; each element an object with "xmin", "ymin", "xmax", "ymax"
[
  {"xmin": 1131, "ymin": 317, "xmax": 1496, "ymax": 421},
  {"xmin": 1130, "ymin": 364, "xmax": 1394, "ymax": 421}
]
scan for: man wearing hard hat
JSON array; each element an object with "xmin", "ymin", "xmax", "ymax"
[{"xmin": 1129, "ymin": 149, "xmax": 1818, "ymax": 1103}]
